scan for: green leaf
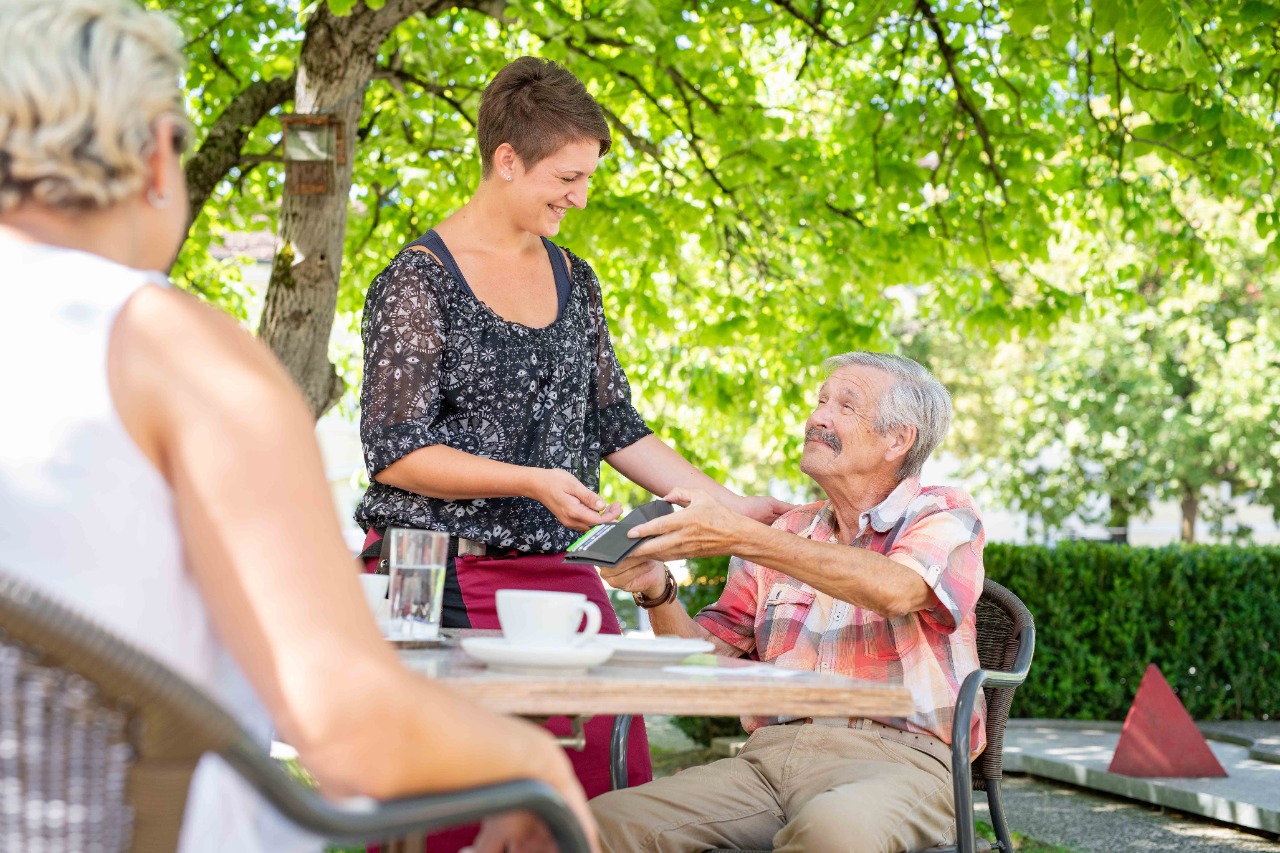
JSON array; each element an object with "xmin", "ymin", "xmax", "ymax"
[{"xmin": 1008, "ymin": 3, "xmax": 1050, "ymax": 36}]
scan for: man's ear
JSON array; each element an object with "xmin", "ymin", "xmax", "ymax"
[{"xmin": 884, "ymin": 424, "xmax": 917, "ymax": 465}]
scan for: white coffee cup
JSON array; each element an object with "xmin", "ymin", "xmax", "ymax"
[
  {"xmin": 496, "ymin": 589, "xmax": 602, "ymax": 646},
  {"xmin": 358, "ymin": 573, "xmax": 389, "ymax": 618}
]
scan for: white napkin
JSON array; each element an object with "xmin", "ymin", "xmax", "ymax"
[{"xmin": 661, "ymin": 663, "xmax": 808, "ymax": 678}]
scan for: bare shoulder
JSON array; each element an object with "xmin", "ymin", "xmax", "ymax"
[
  {"xmin": 109, "ymin": 285, "xmax": 311, "ymax": 470},
  {"xmin": 113, "ymin": 285, "xmax": 295, "ymax": 392}
]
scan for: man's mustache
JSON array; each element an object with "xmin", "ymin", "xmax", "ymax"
[{"xmin": 805, "ymin": 427, "xmax": 842, "ymax": 453}]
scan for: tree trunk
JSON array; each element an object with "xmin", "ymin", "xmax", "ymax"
[
  {"xmin": 256, "ymin": 0, "xmax": 455, "ymax": 418},
  {"xmin": 1179, "ymin": 486, "xmax": 1199, "ymax": 543}
]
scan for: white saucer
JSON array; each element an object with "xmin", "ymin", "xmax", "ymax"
[
  {"xmin": 593, "ymin": 635, "xmax": 714, "ymax": 664},
  {"xmin": 460, "ymin": 637, "xmax": 613, "ymax": 675}
]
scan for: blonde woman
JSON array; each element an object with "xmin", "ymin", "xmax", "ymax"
[{"xmin": 0, "ymin": 2, "xmax": 595, "ymax": 852}]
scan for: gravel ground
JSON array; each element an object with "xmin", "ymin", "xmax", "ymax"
[{"xmin": 981, "ymin": 774, "xmax": 1280, "ymax": 853}]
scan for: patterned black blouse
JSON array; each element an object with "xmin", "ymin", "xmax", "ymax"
[{"xmin": 354, "ymin": 232, "xmax": 652, "ymax": 553}]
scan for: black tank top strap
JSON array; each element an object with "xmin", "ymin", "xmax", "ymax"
[
  {"xmin": 406, "ymin": 230, "xmax": 572, "ymax": 321},
  {"xmin": 542, "ymin": 237, "xmax": 573, "ymax": 317},
  {"xmin": 408, "ymin": 229, "xmax": 470, "ymax": 294}
]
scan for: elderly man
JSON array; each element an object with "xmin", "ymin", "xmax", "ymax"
[{"xmin": 591, "ymin": 352, "xmax": 986, "ymax": 853}]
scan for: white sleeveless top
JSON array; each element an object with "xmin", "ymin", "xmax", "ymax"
[{"xmin": 0, "ymin": 240, "xmax": 319, "ymax": 853}]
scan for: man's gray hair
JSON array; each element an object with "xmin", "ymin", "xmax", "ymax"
[{"xmin": 821, "ymin": 352, "xmax": 952, "ymax": 481}]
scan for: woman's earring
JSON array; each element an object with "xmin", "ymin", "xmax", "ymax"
[
  {"xmin": 501, "ymin": 171, "xmax": 512, "ymax": 182},
  {"xmin": 147, "ymin": 187, "xmax": 170, "ymax": 209}
]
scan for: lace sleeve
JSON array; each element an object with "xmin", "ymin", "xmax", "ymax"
[
  {"xmin": 358, "ymin": 253, "xmax": 449, "ymax": 477},
  {"xmin": 575, "ymin": 254, "xmax": 652, "ymax": 455}
]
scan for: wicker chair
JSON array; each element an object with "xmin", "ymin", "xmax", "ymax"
[
  {"xmin": 705, "ymin": 578, "xmax": 1036, "ymax": 853},
  {"xmin": 0, "ymin": 570, "xmax": 590, "ymax": 853}
]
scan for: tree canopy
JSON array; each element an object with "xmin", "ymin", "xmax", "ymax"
[
  {"xmin": 918, "ymin": 187, "xmax": 1280, "ymax": 542},
  {"xmin": 163, "ymin": 0, "xmax": 1279, "ymax": 510}
]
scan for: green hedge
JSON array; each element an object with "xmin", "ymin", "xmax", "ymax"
[
  {"xmin": 668, "ymin": 545, "xmax": 1279, "ymax": 743},
  {"xmin": 987, "ymin": 542, "xmax": 1280, "ymax": 721}
]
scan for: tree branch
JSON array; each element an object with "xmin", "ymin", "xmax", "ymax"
[
  {"xmin": 774, "ymin": 0, "xmax": 849, "ymax": 47},
  {"xmin": 373, "ymin": 66, "xmax": 478, "ymax": 127},
  {"xmin": 825, "ymin": 201, "xmax": 868, "ymax": 227},
  {"xmin": 184, "ymin": 73, "xmax": 296, "ymax": 225},
  {"xmin": 184, "ymin": 4, "xmax": 242, "ymax": 50},
  {"xmin": 915, "ymin": 0, "xmax": 1006, "ymax": 199},
  {"xmin": 870, "ymin": 30, "xmax": 915, "ymax": 189}
]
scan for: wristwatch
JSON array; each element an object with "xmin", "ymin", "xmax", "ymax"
[{"xmin": 633, "ymin": 566, "xmax": 678, "ymax": 609}]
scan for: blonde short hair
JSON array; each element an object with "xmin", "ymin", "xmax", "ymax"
[{"xmin": 0, "ymin": 0, "xmax": 186, "ymax": 214}]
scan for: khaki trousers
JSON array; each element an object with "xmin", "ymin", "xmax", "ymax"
[{"xmin": 591, "ymin": 724, "xmax": 955, "ymax": 853}]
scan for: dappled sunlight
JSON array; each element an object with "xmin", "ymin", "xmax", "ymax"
[{"xmin": 1044, "ymin": 744, "xmax": 1114, "ymax": 761}]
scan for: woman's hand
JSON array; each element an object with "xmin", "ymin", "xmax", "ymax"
[
  {"xmin": 525, "ymin": 468, "xmax": 623, "ymax": 531},
  {"xmin": 464, "ymin": 729, "xmax": 601, "ymax": 853},
  {"xmin": 728, "ymin": 493, "xmax": 795, "ymax": 525},
  {"xmin": 467, "ymin": 807, "xmax": 600, "ymax": 853},
  {"xmin": 466, "ymin": 812, "xmax": 553, "ymax": 853}
]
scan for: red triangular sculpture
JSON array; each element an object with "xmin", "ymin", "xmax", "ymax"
[{"xmin": 1108, "ymin": 664, "xmax": 1227, "ymax": 778}]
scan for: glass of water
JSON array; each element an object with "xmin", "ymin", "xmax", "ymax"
[{"xmin": 387, "ymin": 528, "xmax": 448, "ymax": 640}]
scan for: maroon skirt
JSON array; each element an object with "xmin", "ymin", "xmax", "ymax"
[{"xmin": 362, "ymin": 528, "xmax": 653, "ymax": 852}]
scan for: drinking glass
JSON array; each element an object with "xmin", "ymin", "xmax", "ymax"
[{"xmin": 387, "ymin": 528, "xmax": 448, "ymax": 640}]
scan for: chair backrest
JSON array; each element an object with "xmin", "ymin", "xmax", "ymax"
[
  {"xmin": 969, "ymin": 579, "xmax": 1035, "ymax": 789},
  {"xmin": 0, "ymin": 571, "xmax": 289, "ymax": 853},
  {"xmin": 1, "ymin": 570, "xmax": 594, "ymax": 853}
]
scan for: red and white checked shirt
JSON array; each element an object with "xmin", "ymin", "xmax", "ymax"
[{"xmin": 695, "ymin": 477, "xmax": 987, "ymax": 754}]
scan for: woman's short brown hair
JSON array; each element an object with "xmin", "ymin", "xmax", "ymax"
[{"xmin": 476, "ymin": 57, "xmax": 611, "ymax": 178}]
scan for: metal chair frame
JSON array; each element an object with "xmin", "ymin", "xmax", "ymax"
[
  {"xmin": 930, "ymin": 578, "xmax": 1036, "ymax": 853},
  {"xmin": 0, "ymin": 570, "xmax": 590, "ymax": 852}
]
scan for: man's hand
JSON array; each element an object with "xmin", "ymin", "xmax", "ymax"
[
  {"xmin": 598, "ymin": 557, "xmax": 668, "ymax": 600},
  {"xmin": 624, "ymin": 488, "xmax": 753, "ymax": 562},
  {"xmin": 526, "ymin": 468, "xmax": 623, "ymax": 531}
]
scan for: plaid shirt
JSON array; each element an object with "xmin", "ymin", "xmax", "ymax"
[{"xmin": 695, "ymin": 477, "xmax": 987, "ymax": 754}]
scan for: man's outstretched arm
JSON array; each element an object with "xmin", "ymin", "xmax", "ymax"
[{"xmin": 625, "ymin": 489, "xmax": 934, "ymax": 620}]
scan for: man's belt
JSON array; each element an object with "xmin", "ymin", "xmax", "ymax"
[{"xmin": 781, "ymin": 717, "xmax": 952, "ymax": 768}]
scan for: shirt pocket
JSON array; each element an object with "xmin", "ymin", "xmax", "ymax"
[
  {"xmin": 855, "ymin": 609, "xmax": 922, "ymax": 661},
  {"xmin": 760, "ymin": 583, "xmax": 817, "ymax": 661}
]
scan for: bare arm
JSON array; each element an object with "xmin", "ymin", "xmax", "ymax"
[
  {"xmin": 378, "ymin": 447, "xmax": 622, "ymax": 530},
  {"xmin": 605, "ymin": 434, "xmax": 792, "ymax": 524},
  {"xmin": 108, "ymin": 286, "xmax": 596, "ymax": 847},
  {"xmin": 626, "ymin": 489, "xmax": 933, "ymax": 620}
]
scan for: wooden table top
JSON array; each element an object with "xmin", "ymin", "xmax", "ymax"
[{"xmin": 398, "ymin": 631, "xmax": 914, "ymax": 719}]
